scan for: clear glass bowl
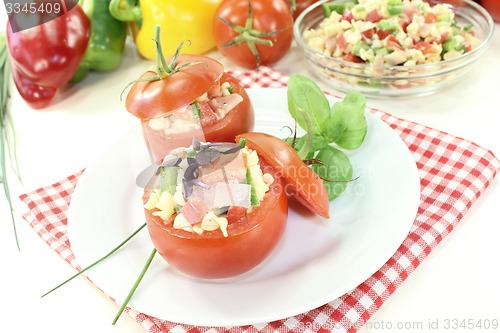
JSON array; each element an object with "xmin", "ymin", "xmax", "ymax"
[{"xmin": 294, "ymin": 0, "xmax": 495, "ymax": 98}]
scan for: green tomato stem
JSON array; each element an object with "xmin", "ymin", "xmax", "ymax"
[{"xmin": 154, "ymin": 25, "xmax": 170, "ymax": 78}]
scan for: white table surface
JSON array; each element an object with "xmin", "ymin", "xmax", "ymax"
[{"xmin": 1, "ymin": 9, "xmax": 499, "ymax": 333}]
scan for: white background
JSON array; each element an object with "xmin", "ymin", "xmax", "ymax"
[{"xmin": 1, "ymin": 6, "xmax": 499, "ymax": 333}]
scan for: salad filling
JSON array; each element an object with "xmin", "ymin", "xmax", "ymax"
[
  {"xmin": 144, "ymin": 140, "xmax": 274, "ymax": 237},
  {"xmin": 147, "ymin": 80, "xmax": 243, "ymax": 135},
  {"xmin": 303, "ymin": 0, "xmax": 480, "ymax": 66}
]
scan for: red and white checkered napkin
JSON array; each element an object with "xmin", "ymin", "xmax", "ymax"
[{"xmin": 20, "ymin": 67, "xmax": 500, "ymax": 333}]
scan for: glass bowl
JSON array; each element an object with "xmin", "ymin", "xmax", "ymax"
[{"xmin": 294, "ymin": 0, "xmax": 495, "ymax": 98}]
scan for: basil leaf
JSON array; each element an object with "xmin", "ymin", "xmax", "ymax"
[
  {"xmin": 287, "ymin": 74, "xmax": 331, "ymax": 136},
  {"xmin": 326, "ymin": 91, "xmax": 368, "ymax": 150},
  {"xmin": 312, "ymin": 145, "xmax": 353, "ymax": 201},
  {"xmin": 284, "ymin": 135, "xmax": 328, "ymax": 156}
]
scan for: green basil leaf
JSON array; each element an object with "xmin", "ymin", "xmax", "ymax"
[
  {"xmin": 312, "ymin": 145, "xmax": 353, "ymax": 201},
  {"xmin": 326, "ymin": 91, "xmax": 368, "ymax": 150},
  {"xmin": 287, "ymin": 74, "xmax": 331, "ymax": 136},
  {"xmin": 284, "ymin": 135, "xmax": 329, "ymax": 156}
]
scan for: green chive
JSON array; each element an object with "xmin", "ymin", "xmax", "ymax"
[
  {"xmin": 112, "ymin": 248, "xmax": 157, "ymax": 324},
  {"xmin": 41, "ymin": 223, "xmax": 147, "ymax": 298},
  {"xmin": 0, "ymin": 32, "xmax": 21, "ymax": 251}
]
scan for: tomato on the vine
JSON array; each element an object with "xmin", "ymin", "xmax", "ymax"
[{"xmin": 213, "ymin": 0, "xmax": 294, "ymax": 68}]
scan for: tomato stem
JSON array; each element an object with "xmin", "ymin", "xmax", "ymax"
[
  {"xmin": 154, "ymin": 25, "xmax": 170, "ymax": 78},
  {"xmin": 216, "ymin": 0, "xmax": 286, "ymax": 67},
  {"xmin": 120, "ymin": 25, "xmax": 206, "ymax": 99}
]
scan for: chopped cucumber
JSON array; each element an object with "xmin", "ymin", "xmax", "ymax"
[
  {"xmin": 352, "ymin": 41, "xmax": 370, "ymax": 57},
  {"xmin": 387, "ymin": 6, "xmax": 402, "ymax": 16},
  {"xmin": 322, "ymin": 1, "xmax": 357, "ymax": 17},
  {"xmin": 443, "ymin": 36, "xmax": 465, "ymax": 52},
  {"xmin": 388, "ymin": 0, "xmax": 402, "ymax": 5},
  {"xmin": 191, "ymin": 101, "xmax": 201, "ymax": 119},
  {"xmin": 246, "ymin": 168, "xmax": 260, "ymax": 207},
  {"xmin": 378, "ymin": 18, "xmax": 399, "ymax": 32},
  {"xmin": 161, "ymin": 166, "xmax": 179, "ymax": 195}
]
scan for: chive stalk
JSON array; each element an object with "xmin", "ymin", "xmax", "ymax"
[
  {"xmin": 112, "ymin": 248, "xmax": 157, "ymax": 324},
  {"xmin": 1, "ymin": 32, "xmax": 21, "ymax": 250},
  {"xmin": 42, "ymin": 223, "xmax": 147, "ymax": 297}
]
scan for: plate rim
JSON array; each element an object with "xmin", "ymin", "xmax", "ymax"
[{"xmin": 67, "ymin": 87, "xmax": 421, "ymax": 326}]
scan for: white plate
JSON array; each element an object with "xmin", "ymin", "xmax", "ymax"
[{"xmin": 67, "ymin": 88, "xmax": 420, "ymax": 327}]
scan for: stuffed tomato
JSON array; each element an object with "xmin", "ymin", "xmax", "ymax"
[
  {"xmin": 143, "ymin": 140, "xmax": 287, "ymax": 279},
  {"xmin": 125, "ymin": 26, "xmax": 254, "ymax": 163}
]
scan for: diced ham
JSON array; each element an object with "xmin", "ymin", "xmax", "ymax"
[
  {"xmin": 199, "ymin": 151, "xmax": 246, "ymax": 185},
  {"xmin": 414, "ymin": 41, "xmax": 438, "ymax": 54},
  {"xmin": 197, "ymin": 101, "xmax": 218, "ymax": 127},
  {"xmin": 180, "ymin": 197, "xmax": 208, "ymax": 225},
  {"xmin": 208, "ymin": 93, "xmax": 243, "ymax": 119},
  {"xmin": 386, "ymin": 35, "xmax": 403, "ymax": 51},
  {"xmin": 325, "ymin": 35, "xmax": 338, "ymax": 53},
  {"xmin": 341, "ymin": 10, "xmax": 353, "ymax": 22},
  {"xmin": 371, "ymin": 55, "xmax": 385, "ymax": 77},
  {"xmin": 337, "ymin": 33, "xmax": 348, "ymax": 50},
  {"xmin": 366, "ymin": 9, "xmax": 382, "ymax": 23}
]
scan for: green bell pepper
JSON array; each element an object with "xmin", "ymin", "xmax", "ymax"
[{"xmin": 72, "ymin": 0, "xmax": 128, "ymax": 82}]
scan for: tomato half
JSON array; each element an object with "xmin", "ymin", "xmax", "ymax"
[
  {"xmin": 237, "ymin": 132, "xmax": 330, "ymax": 219},
  {"xmin": 140, "ymin": 72, "xmax": 255, "ymax": 162},
  {"xmin": 213, "ymin": 0, "xmax": 294, "ymax": 68},
  {"xmin": 144, "ymin": 158, "xmax": 287, "ymax": 279}
]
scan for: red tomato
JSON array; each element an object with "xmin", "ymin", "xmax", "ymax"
[
  {"xmin": 481, "ymin": 0, "xmax": 500, "ymax": 22},
  {"xmin": 343, "ymin": 52, "xmax": 364, "ymax": 63},
  {"xmin": 140, "ymin": 72, "xmax": 254, "ymax": 162},
  {"xmin": 213, "ymin": 0, "xmax": 294, "ymax": 68},
  {"xmin": 237, "ymin": 132, "xmax": 330, "ymax": 219},
  {"xmin": 126, "ymin": 55, "xmax": 223, "ymax": 120},
  {"xmin": 290, "ymin": 0, "xmax": 319, "ymax": 20},
  {"xmin": 366, "ymin": 9, "xmax": 382, "ymax": 23},
  {"xmin": 144, "ymin": 157, "xmax": 288, "ymax": 279},
  {"xmin": 414, "ymin": 41, "xmax": 437, "ymax": 54}
]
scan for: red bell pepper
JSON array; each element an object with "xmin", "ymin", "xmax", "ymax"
[{"xmin": 6, "ymin": 6, "xmax": 90, "ymax": 109}]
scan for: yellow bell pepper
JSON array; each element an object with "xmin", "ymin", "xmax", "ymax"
[{"xmin": 109, "ymin": 0, "xmax": 222, "ymax": 60}]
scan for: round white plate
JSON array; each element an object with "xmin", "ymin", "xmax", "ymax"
[{"xmin": 67, "ymin": 88, "xmax": 420, "ymax": 327}]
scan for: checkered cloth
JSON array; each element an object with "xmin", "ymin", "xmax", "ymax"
[{"xmin": 19, "ymin": 67, "xmax": 500, "ymax": 333}]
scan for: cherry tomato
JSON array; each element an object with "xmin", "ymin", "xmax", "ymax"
[
  {"xmin": 213, "ymin": 0, "xmax": 294, "ymax": 68},
  {"xmin": 481, "ymin": 0, "xmax": 500, "ymax": 22},
  {"xmin": 237, "ymin": 132, "xmax": 330, "ymax": 219},
  {"xmin": 144, "ymin": 157, "xmax": 288, "ymax": 279}
]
